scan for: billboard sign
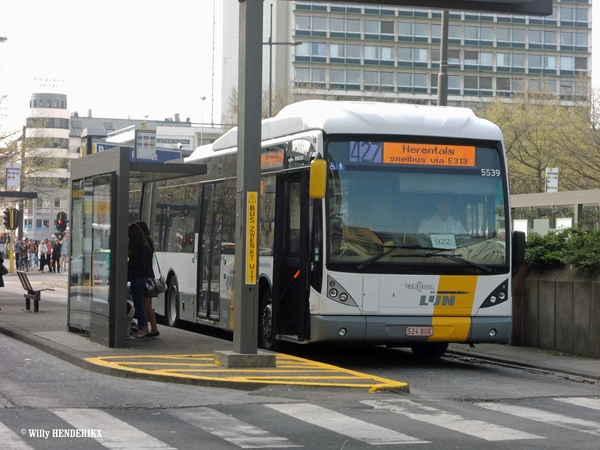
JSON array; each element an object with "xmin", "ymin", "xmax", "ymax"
[
  {"xmin": 135, "ymin": 130, "xmax": 157, "ymax": 160},
  {"xmin": 155, "ymin": 135, "xmax": 194, "ymax": 152},
  {"xmin": 337, "ymin": 1, "xmax": 552, "ymax": 15}
]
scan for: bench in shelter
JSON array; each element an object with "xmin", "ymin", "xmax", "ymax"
[{"xmin": 16, "ymin": 271, "xmax": 55, "ymax": 312}]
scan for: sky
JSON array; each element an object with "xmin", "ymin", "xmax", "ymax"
[
  {"xmin": 0, "ymin": 1, "xmax": 599, "ymax": 136},
  {"xmin": 0, "ymin": 0, "xmax": 220, "ymax": 134}
]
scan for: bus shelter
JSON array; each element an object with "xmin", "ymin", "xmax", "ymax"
[{"xmin": 69, "ymin": 146, "xmax": 206, "ymax": 347}]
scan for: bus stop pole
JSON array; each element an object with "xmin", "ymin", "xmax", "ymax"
[{"xmin": 232, "ymin": 0, "xmax": 262, "ymax": 355}]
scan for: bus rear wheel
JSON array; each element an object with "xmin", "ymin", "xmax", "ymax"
[
  {"xmin": 259, "ymin": 290, "xmax": 277, "ymax": 351},
  {"xmin": 165, "ymin": 277, "xmax": 179, "ymax": 327},
  {"xmin": 411, "ymin": 342, "xmax": 448, "ymax": 359}
]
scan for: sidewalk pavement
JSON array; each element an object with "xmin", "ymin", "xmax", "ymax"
[{"xmin": 0, "ymin": 271, "xmax": 599, "ymax": 392}]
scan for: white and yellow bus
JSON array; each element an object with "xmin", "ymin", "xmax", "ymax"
[{"xmin": 142, "ymin": 100, "xmax": 524, "ymax": 358}]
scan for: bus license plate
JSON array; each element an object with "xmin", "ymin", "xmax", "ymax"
[{"xmin": 406, "ymin": 326, "xmax": 433, "ymax": 337}]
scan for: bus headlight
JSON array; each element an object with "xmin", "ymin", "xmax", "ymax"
[
  {"xmin": 338, "ymin": 328, "xmax": 347, "ymax": 337},
  {"xmin": 498, "ymin": 292, "xmax": 506, "ymax": 300},
  {"xmin": 339, "ymin": 293, "xmax": 348, "ymax": 302},
  {"xmin": 329, "ymin": 289, "xmax": 338, "ymax": 298},
  {"xmin": 489, "ymin": 329, "xmax": 497, "ymax": 337},
  {"xmin": 489, "ymin": 295, "xmax": 497, "ymax": 304}
]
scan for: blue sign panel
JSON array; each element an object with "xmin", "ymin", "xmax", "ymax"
[{"xmin": 128, "ymin": 148, "xmax": 182, "ymax": 163}]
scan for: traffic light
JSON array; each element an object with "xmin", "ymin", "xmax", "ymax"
[
  {"xmin": 56, "ymin": 211, "xmax": 68, "ymax": 233},
  {"xmin": 10, "ymin": 209, "xmax": 19, "ymax": 230},
  {"xmin": 3, "ymin": 209, "xmax": 10, "ymax": 229}
]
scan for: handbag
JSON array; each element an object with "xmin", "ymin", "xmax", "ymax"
[
  {"xmin": 0, "ymin": 264, "xmax": 7, "ymax": 276},
  {"xmin": 143, "ymin": 256, "xmax": 166, "ymax": 297}
]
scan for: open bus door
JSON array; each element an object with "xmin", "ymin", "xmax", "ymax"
[{"xmin": 272, "ymin": 172, "xmax": 311, "ymax": 341}]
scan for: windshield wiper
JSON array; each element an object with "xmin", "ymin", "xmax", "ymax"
[
  {"xmin": 423, "ymin": 253, "xmax": 492, "ymax": 273},
  {"xmin": 356, "ymin": 244, "xmax": 438, "ymax": 270}
]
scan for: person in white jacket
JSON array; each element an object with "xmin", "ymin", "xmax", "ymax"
[
  {"xmin": 418, "ymin": 197, "xmax": 467, "ymax": 235},
  {"xmin": 38, "ymin": 238, "xmax": 49, "ymax": 272}
]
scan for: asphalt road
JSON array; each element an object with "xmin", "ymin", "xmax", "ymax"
[{"xmin": 2, "ymin": 332, "xmax": 600, "ymax": 449}]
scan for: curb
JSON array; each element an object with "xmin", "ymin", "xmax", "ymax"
[
  {"xmin": 0, "ymin": 323, "xmax": 264, "ymax": 390},
  {"xmin": 447, "ymin": 349, "xmax": 600, "ymax": 382}
]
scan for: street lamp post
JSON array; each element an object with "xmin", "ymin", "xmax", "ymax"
[
  {"xmin": 200, "ymin": 96, "xmax": 206, "ymax": 145},
  {"xmin": 264, "ymin": 3, "xmax": 302, "ymax": 118}
]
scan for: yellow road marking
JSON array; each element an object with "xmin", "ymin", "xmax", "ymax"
[{"xmin": 85, "ymin": 353, "xmax": 408, "ymax": 392}]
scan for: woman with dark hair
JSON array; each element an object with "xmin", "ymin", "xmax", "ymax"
[
  {"xmin": 127, "ymin": 223, "xmax": 153, "ymax": 340},
  {"xmin": 136, "ymin": 220, "xmax": 160, "ymax": 338}
]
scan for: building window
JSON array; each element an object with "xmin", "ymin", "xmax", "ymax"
[
  {"xmin": 312, "ymin": 68, "xmax": 326, "ymax": 83},
  {"xmin": 313, "ymin": 17, "xmax": 326, "ymax": 32},
  {"xmin": 544, "ymin": 55, "xmax": 556, "ymax": 70},
  {"xmin": 529, "ymin": 54, "xmax": 542, "ymax": 69},
  {"xmin": 364, "ymin": 70, "xmax": 379, "ymax": 86},
  {"xmin": 398, "ymin": 73, "xmax": 412, "ymax": 87},
  {"xmin": 348, "ymin": 19, "xmax": 360, "ymax": 33},
  {"xmin": 575, "ymin": 57, "xmax": 587, "ymax": 70},
  {"xmin": 296, "ymin": 15, "xmax": 311, "ymax": 30},
  {"xmin": 365, "ymin": 20, "xmax": 379, "ymax": 34},
  {"xmin": 380, "ymin": 71, "xmax": 394, "ymax": 86},
  {"xmin": 36, "ymin": 219, "xmax": 42, "ymax": 230},
  {"xmin": 576, "ymin": 32, "xmax": 587, "ymax": 47},
  {"xmin": 364, "ymin": 45, "xmax": 379, "ymax": 60},
  {"xmin": 561, "ymin": 31, "xmax": 573, "ymax": 46},
  {"xmin": 513, "ymin": 53, "xmax": 525, "ymax": 68},
  {"xmin": 347, "ymin": 44, "xmax": 360, "ymax": 59},
  {"xmin": 347, "ymin": 70, "xmax": 360, "ymax": 85},
  {"xmin": 448, "ymin": 25, "xmax": 461, "ymax": 39},
  {"xmin": 330, "ymin": 18, "xmax": 345, "ymax": 32},
  {"xmin": 295, "ymin": 67, "xmax": 310, "ymax": 82},
  {"xmin": 529, "ymin": 30, "xmax": 542, "ymax": 45},
  {"xmin": 448, "ymin": 75, "xmax": 461, "ymax": 89},
  {"xmin": 330, "ymin": 43, "xmax": 345, "ymax": 58},
  {"xmin": 497, "ymin": 52, "xmax": 511, "ymax": 67},
  {"xmin": 381, "ymin": 46, "xmax": 394, "ymax": 61},
  {"xmin": 414, "ymin": 73, "xmax": 427, "ymax": 88},
  {"xmin": 464, "ymin": 50, "xmax": 478, "ymax": 65},
  {"xmin": 54, "ymin": 198, "xmax": 60, "ymax": 208},
  {"xmin": 448, "ymin": 49, "xmax": 461, "ymax": 65},
  {"xmin": 497, "ymin": 77, "xmax": 511, "ymax": 91},
  {"xmin": 330, "ymin": 68, "xmax": 345, "ymax": 84}
]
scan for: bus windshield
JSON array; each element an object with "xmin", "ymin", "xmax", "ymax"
[{"xmin": 326, "ymin": 139, "xmax": 508, "ymax": 271}]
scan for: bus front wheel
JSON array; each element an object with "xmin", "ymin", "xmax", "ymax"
[
  {"xmin": 411, "ymin": 342, "xmax": 448, "ymax": 359},
  {"xmin": 259, "ymin": 290, "xmax": 277, "ymax": 351},
  {"xmin": 165, "ymin": 277, "xmax": 180, "ymax": 327}
]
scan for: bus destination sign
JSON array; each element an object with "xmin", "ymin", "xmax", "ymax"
[{"xmin": 348, "ymin": 141, "xmax": 476, "ymax": 168}]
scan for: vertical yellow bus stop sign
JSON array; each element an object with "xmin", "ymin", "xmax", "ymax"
[{"xmin": 246, "ymin": 192, "xmax": 258, "ymax": 284}]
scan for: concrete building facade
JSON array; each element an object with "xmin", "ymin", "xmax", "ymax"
[{"xmin": 220, "ymin": 0, "xmax": 592, "ymax": 118}]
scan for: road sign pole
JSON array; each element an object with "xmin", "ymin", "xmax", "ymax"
[{"xmin": 232, "ymin": 0, "xmax": 263, "ymax": 355}]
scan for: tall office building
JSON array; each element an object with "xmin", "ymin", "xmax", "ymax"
[{"xmin": 220, "ymin": 1, "xmax": 591, "ymax": 117}]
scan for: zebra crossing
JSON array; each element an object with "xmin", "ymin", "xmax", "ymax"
[{"xmin": 1, "ymin": 397, "xmax": 599, "ymax": 449}]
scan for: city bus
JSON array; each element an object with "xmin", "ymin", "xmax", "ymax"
[{"xmin": 140, "ymin": 100, "xmax": 524, "ymax": 358}]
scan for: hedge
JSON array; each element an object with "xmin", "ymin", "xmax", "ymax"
[{"xmin": 525, "ymin": 228, "xmax": 600, "ymax": 270}]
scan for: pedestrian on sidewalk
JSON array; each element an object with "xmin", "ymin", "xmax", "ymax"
[
  {"xmin": 60, "ymin": 234, "xmax": 69, "ymax": 272},
  {"xmin": 0, "ymin": 252, "xmax": 4, "ymax": 310},
  {"xmin": 19, "ymin": 239, "xmax": 28, "ymax": 271},
  {"xmin": 0, "ymin": 240, "xmax": 5, "ymax": 260},
  {"xmin": 127, "ymin": 223, "xmax": 152, "ymax": 341},
  {"xmin": 51, "ymin": 238, "xmax": 62, "ymax": 273},
  {"xmin": 27, "ymin": 239, "xmax": 37, "ymax": 271},
  {"xmin": 39, "ymin": 238, "xmax": 50, "ymax": 272},
  {"xmin": 136, "ymin": 220, "xmax": 159, "ymax": 338}
]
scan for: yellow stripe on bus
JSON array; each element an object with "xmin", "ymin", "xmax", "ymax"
[
  {"xmin": 429, "ymin": 317, "xmax": 471, "ymax": 342},
  {"xmin": 433, "ymin": 275, "xmax": 477, "ymax": 317}
]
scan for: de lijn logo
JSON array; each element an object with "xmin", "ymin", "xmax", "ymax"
[{"xmin": 418, "ymin": 290, "xmax": 470, "ymax": 307}]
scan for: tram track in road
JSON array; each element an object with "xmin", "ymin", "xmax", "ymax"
[{"xmin": 444, "ymin": 351, "xmax": 600, "ymax": 386}]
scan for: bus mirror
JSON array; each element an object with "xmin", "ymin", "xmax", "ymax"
[
  {"xmin": 512, "ymin": 230, "xmax": 526, "ymax": 272},
  {"xmin": 309, "ymin": 158, "xmax": 327, "ymax": 199}
]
